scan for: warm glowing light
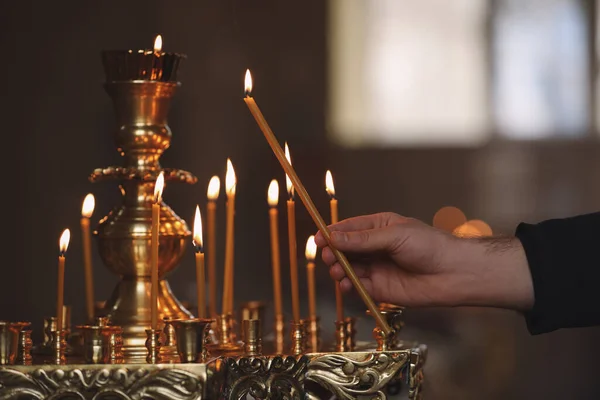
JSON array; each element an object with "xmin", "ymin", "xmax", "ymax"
[
  {"xmin": 207, "ymin": 176, "xmax": 221, "ymax": 201},
  {"xmin": 154, "ymin": 172, "xmax": 165, "ymax": 203},
  {"xmin": 284, "ymin": 142, "xmax": 293, "ymax": 197},
  {"xmin": 268, "ymin": 179, "xmax": 279, "ymax": 207},
  {"xmin": 154, "ymin": 35, "xmax": 162, "ymax": 53},
  {"xmin": 225, "ymin": 159, "xmax": 237, "ymax": 196},
  {"xmin": 453, "ymin": 222, "xmax": 481, "ymax": 238},
  {"xmin": 193, "ymin": 205, "xmax": 203, "ymax": 249},
  {"xmin": 244, "ymin": 69, "xmax": 253, "ymax": 95},
  {"xmin": 305, "ymin": 235, "xmax": 317, "ymax": 261},
  {"xmin": 81, "ymin": 193, "xmax": 95, "ymax": 218},
  {"xmin": 59, "ymin": 229, "xmax": 71, "ymax": 254},
  {"xmin": 325, "ymin": 170, "xmax": 335, "ymax": 198},
  {"xmin": 467, "ymin": 219, "xmax": 493, "ymax": 236},
  {"xmin": 433, "ymin": 206, "xmax": 467, "ymax": 233}
]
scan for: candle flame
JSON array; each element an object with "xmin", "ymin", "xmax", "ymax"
[
  {"xmin": 154, "ymin": 172, "xmax": 165, "ymax": 203},
  {"xmin": 244, "ymin": 69, "xmax": 253, "ymax": 96},
  {"xmin": 59, "ymin": 228, "xmax": 71, "ymax": 255},
  {"xmin": 193, "ymin": 205, "xmax": 203, "ymax": 250},
  {"xmin": 325, "ymin": 170, "xmax": 335, "ymax": 198},
  {"xmin": 284, "ymin": 142, "xmax": 294, "ymax": 198},
  {"xmin": 267, "ymin": 179, "xmax": 279, "ymax": 207},
  {"xmin": 207, "ymin": 176, "xmax": 221, "ymax": 201},
  {"xmin": 225, "ymin": 158, "xmax": 237, "ymax": 196},
  {"xmin": 154, "ymin": 35, "xmax": 162, "ymax": 53},
  {"xmin": 305, "ymin": 235, "xmax": 317, "ymax": 261},
  {"xmin": 81, "ymin": 193, "xmax": 95, "ymax": 218}
]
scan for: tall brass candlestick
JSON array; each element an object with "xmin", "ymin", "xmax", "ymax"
[
  {"xmin": 223, "ymin": 159, "xmax": 237, "ymax": 314},
  {"xmin": 81, "ymin": 194, "xmax": 96, "ymax": 322},
  {"xmin": 326, "ymin": 170, "xmax": 344, "ymax": 321},
  {"xmin": 193, "ymin": 205, "xmax": 206, "ymax": 318},
  {"xmin": 267, "ymin": 180, "xmax": 283, "ymax": 317},
  {"xmin": 56, "ymin": 229, "xmax": 71, "ymax": 333},
  {"xmin": 207, "ymin": 176, "xmax": 220, "ymax": 318},
  {"xmin": 242, "ymin": 70, "xmax": 392, "ymax": 335},
  {"xmin": 151, "ymin": 172, "xmax": 165, "ymax": 330},
  {"xmin": 285, "ymin": 144, "xmax": 301, "ymax": 323},
  {"xmin": 305, "ymin": 236, "xmax": 317, "ymax": 319}
]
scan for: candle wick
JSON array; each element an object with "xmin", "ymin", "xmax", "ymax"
[
  {"xmin": 194, "ymin": 243, "xmax": 204, "ymax": 254},
  {"xmin": 59, "ymin": 251, "xmax": 66, "ymax": 258}
]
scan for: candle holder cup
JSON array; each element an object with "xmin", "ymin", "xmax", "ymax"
[
  {"xmin": 160, "ymin": 317, "xmax": 179, "ymax": 363},
  {"xmin": 344, "ymin": 317, "xmax": 357, "ymax": 351},
  {"xmin": 240, "ymin": 301, "xmax": 266, "ymax": 336},
  {"xmin": 208, "ymin": 314, "xmax": 242, "ymax": 355},
  {"xmin": 242, "ymin": 319, "xmax": 262, "ymax": 356},
  {"xmin": 77, "ymin": 325, "xmax": 105, "ymax": 364},
  {"xmin": 290, "ymin": 320, "xmax": 306, "ymax": 356},
  {"xmin": 334, "ymin": 320, "xmax": 349, "ymax": 352},
  {"xmin": 170, "ymin": 318, "xmax": 213, "ymax": 363},
  {"xmin": 51, "ymin": 330, "xmax": 67, "ymax": 365},
  {"xmin": 145, "ymin": 329, "xmax": 163, "ymax": 364},
  {"xmin": 14, "ymin": 330, "xmax": 32, "ymax": 365},
  {"xmin": 367, "ymin": 305, "xmax": 403, "ymax": 351},
  {"xmin": 101, "ymin": 326, "xmax": 124, "ymax": 364}
]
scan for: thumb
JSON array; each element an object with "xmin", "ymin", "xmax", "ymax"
[{"xmin": 329, "ymin": 226, "xmax": 402, "ymax": 253}]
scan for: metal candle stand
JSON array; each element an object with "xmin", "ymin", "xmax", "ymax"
[{"xmin": 0, "ymin": 47, "xmax": 426, "ymax": 399}]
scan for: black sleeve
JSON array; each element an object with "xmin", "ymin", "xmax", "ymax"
[{"xmin": 515, "ymin": 212, "xmax": 600, "ymax": 335}]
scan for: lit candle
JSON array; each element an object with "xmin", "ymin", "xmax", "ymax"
[
  {"xmin": 305, "ymin": 235, "xmax": 317, "ymax": 319},
  {"xmin": 242, "ymin": 69, "xmax": 392, "ymax": 335},
  {"xmin": 267, "ymin": 179, "xmax": 283, "ymax": 318},
  {"xmin": 81, "ymin": 193, "xmax": 95, "ymax": 323},
  {"xmin": 222, "ymin": 159, "xmax": 237, "ymax": 314},
  {"xmin": 206, "ymin": 176, "xmax": 220, "ymax": 318},
  {"xmin": 285, "ymin": 143, "xmax": 301, "ymax": 323},
  {"xmin": 151, "ymin": 34, "xmax": 163, "ymax": 80},
  {"xmin": 193, "ymin": 205, "xmax": 206, "ymax": 319},
  {"xmin": 56, "ymin": 229, "xmax": 71, "ymax": 333},
  {"xmin": 326, "ymin": 170, "xmax": 344, "ymax": 321},
  {"xmin": 151, "ymin": 172, "xmax": 165, "ymax": 330}
]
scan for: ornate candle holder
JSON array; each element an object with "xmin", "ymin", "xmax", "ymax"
[
  {"xmin": 51, "ymin": 331, "xmax": 67, "ymax": 365},
  {"xmin": 77, "ymin": 325, "xmax": 105, "ymax": 364},
  {"xmin": 210, "ymin": 314, "xmax": 242, "ymax": 355},
  {"xmin": 160, "ymin": 317, "xmax": 179, "ymax": 363},
  {"xmin": 14, "ymin": 330, "xmax": 32, "ymax": 366},
  {"xmin": 242, "ymin": 319, "xmax": 262, "ymax": 356},
  {"xmin": 145, "ymin": 329, "xmax": 162, "ymax": 364},
  {"xmin": 171, "ymin": 319, "xmax": 213, "ymax": 363},
  {"xmin": 93, "ymin": 50, "xmax": 194, "ymax": 362},
  {"xmin": 290, "ymin": 320, "xmax": 306, "ymax": 355},
  {"xmin": 240, "ymin": 301, "xmax": 266, "ymax": 337},
  {"xmin": 334, "ymin": 320, "xmax": 349, "ymax": 352},
  {"xmin": 0, "ymin": 322, "xmax": 12, "ymax": 365},
  {"xmin": 368, "ymin": 304, "xmax": 404, "ymax": 351},
  {"xmin": 344, "ymin": 317, "xmax": 357, "ymax": 351},
  {"xmin": 101, "ymin": 326, "xmax": 124, "ymax": 364}
]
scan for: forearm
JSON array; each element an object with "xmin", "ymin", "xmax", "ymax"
[{"xmin": 447, "ymin": 236, "xmax": 534, "ymax": 310}]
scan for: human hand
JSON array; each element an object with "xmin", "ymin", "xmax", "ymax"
[{"xmin": 315, "ymin": 212, "xmax": 534, "ymax": 310}]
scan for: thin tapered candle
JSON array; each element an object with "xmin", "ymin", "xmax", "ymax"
[
  {"xmin": 151, "ymin": 172, "xmax": 165, "ymax": 330},
  {"xmin": 207, "ymin": 176, "xmax": 220, "ymax": 318},
  {"xmin": 267, "ymin": 179, "xmax": 283, "ymax": 317},
  {"xmin": 81, "ymin": 194, "xmax": 96, "ymax": 323},
  {"xmin": 326, "ymin": 170, "xmax": 344, "ymax": 321},
  {"xmin": 305, "ymin": 236, "xmax": 317, "ymax": 319},
  {"xmin": 57, "ymin": 229, "xmax": 71, "ymax": 333},
  {"xmin": 242, "ymin": 70, "xmax": 392, "ymax": 335},
  {"xmin": 285, "ymin": 143, "xmax": 301, "ymax": 323},
  {"xmin": 193, "ymin": 205, "xmax": 206, "ymax": 318},
  {"xmin": 223, "ymin": 159, "xmax": 237, "ymax": 314}
]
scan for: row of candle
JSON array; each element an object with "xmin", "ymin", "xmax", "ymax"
[{"xmin": 52, "ymin": 160, "xmax": 344, "ymax": 332}]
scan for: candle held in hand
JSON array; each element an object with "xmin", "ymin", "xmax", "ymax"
[
  {"xmin": 57, "ymin": 229, "xmax": 71, "ymax": 333},
  {"xmin": 326, "ymin": 170, "xmax": 344, "ymax": 321},
  {"xmin": 285, "ymin": 143, "xmax": 301, "ymax": 323},
  {"xmin": 223, "ymin": 159, "xmax": 237, "ymax": 314},
  {"xmin": 193, "ymin": 205, "xmax": 206, "ymax": 319},
  {"xmin": 81, "ymin": 194, "xmax": 96, "ymax": 323},
  {"xmin": 305, "ymin": 235, "xmax": 317, "ymax": 319},
  {"xmin": 151, "ymin": 172, "xmax": 165, "ymax": 330},
  {"xmin": 206, "ymin": 176, "xmax": 220, "ymax": 318},
  {"xmin": 242, "ymin": 69, "xmax": 392, "ymax": 335},
  {"xmin": 267, "ymin": 179, "xmax": 283, "ymax": 317}
]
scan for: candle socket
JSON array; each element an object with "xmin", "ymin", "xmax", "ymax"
[
  {"xmin": 209, "ymin": 314, "xmax": 242, "ymax": 354},
  {"xmin": 77, "ymin": 325, "xmax": 105, "ymax": 364},
  {"xmin": 242, "ymin": 319, "xmax": 262, "ymax": 356},
  {"xmin": 145, "ymin": 329, "xmax": 163, "ymax": 364},
  {"xmin": 368, "ymin": 305, "xmax": 403, "ymax": 351},
  {"xmin": 240, "ymin": 301, "xmax": 266, "ymax": 337},
  {"xmin": 344, "ymin": 317, "xmax": 357, "ymax": 351},
  {"xmin": 51, "ymin": 330, "xmax": 67, "ymax": 365},
  {"xmin": 334, "ymin": 320, "xmax": 349, "ymax": 352},
  {"xmin": 290, "ymin": 320, "xmax": 306, "ymax": 356},
  {"xmin": 101, "ymin": 326, "xmax": 124, "ymax": 364},
  {"xmin": 94, "ymin": 316, "xmax": 111, "ymax": 327},
  {"xmin": 15, "ymin": 330, "xmax": 32, "ymax": 366},
  {"xmin": 275, "ymin": 314, "xmax": 285, "ymax": 354},
  {"xmin": 170, "ymin": 318, "xmax": 213, "ymax": 363},
  {"xmin": 0, "ymin": 322, "xmax": 12, "ymax": 365},
  {"xmin": 160, "ymin": 317, "xmax": 179, "ymax": 363},
  {"xmin": 306, "ymin": 316, "xmax": 320, "ymax": 353}
]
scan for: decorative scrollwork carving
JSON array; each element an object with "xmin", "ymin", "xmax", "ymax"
[
  {"xmin": 408, "ymin": 345, "xmax": 427, "ymax": 400},
  {"xmin": 89, "ymin": 167, "xmax": 197, "ymax": 184},
  {"xmin": 224, "ymin": 356, "xmax": 309, "ymax": 400},
  {"xmin": 0, "ymin": 367, "xmax": 204, "ymax": 400},
  {"xmin": 306, "ymin": 352, "xmax": 409, "ymax": 400}
]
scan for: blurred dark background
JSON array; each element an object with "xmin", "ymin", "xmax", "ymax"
[{"xmin": 2, "ymin": 1, "xmax": 600, "ymax": 399}]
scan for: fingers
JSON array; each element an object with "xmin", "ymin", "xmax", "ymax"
[
  {"xmin": 314, "ymin": 213, "xmax": 401, "ymax": 247},
  {"xmin": 340, "ymin": 277, "xmax": 373, "ymax": 296},
  {"xmin": 327, "ymin": 226, "xmax": 402, "ymax": 254},
  {"xmin": 329, "ymin": 262, "xmax": 369, "ymax": 281}
]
